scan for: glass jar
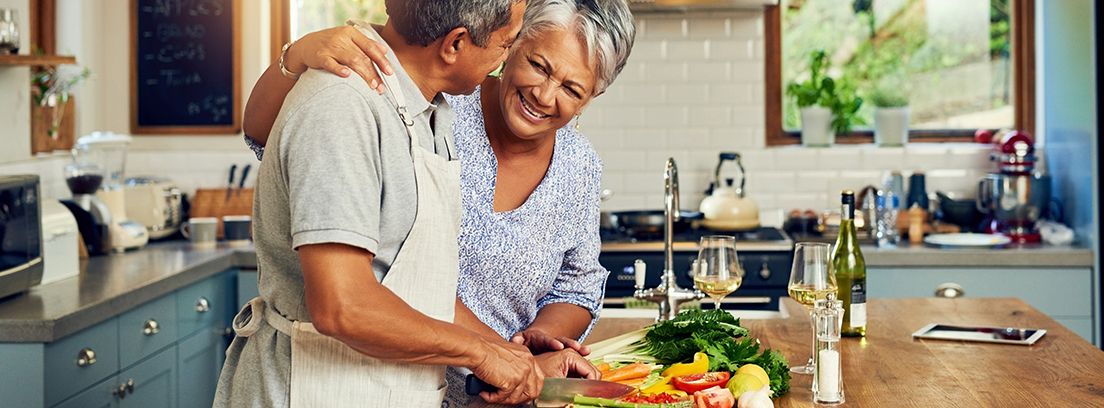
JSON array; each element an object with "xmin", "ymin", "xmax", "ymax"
[
  {"xmin": 812, "ymin": 295, "xmax": 845, "ymax": 404},
  {"xmin": 0, "ymin": 8, "xmax": 19, "ymax": 54}
]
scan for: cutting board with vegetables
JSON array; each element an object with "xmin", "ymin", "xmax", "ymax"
[{"xmin": 572, "ymin": 310, "xmax": 790, "ymax": 408}]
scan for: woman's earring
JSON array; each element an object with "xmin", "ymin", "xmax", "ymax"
[{"xmin": 574, "ymin": 115, "xmax": 582, "ymax": 130}]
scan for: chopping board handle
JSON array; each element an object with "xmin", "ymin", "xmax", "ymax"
[{"xmin": 465, "ymin": 374, "xmax": 497, "ymax": 395}]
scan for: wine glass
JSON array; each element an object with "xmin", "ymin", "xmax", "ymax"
[
  {"xmin": 693, "ymin": 236, "xmax": 744, "ymax": 310},
  {"xmin": 787, "ymin": 242, "xmax": 836, "ymax": 375}
]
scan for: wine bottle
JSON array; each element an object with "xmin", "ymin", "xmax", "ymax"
[{"xmin": 832, "ymin": 190, "xmax": 867, "ymax": 337}]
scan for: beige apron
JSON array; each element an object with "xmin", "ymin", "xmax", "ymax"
[{"xmin": 232, "ymin": 30, "xmax": 463, "ymax": 407}]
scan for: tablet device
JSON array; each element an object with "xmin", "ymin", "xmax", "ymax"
[{"xmin": 912, "ymin": 323, "xmax": 1046, "ymax": 346}]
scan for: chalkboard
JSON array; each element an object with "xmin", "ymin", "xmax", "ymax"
[{"xmin": 130, "ymin": 0, "xmax": 241, "ymax": 134}]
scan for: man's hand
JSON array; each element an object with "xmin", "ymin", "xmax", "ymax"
[
  {"xmin": 470, "ymin": 340, "xmax": 545, "ymax": 405},
  {"xmin": 535, "ymin": 349, "xmax": 601, "ymax": 380},
  {"xmin": 512, "ymin": 328, "xmax": 591, "ymax": 356}
]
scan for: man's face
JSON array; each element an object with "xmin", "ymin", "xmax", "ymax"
[{"xmin": 444, "ymin": 0, "xmax": 526, "ymax": 95}]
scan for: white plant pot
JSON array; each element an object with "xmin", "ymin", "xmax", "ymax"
[
  {"xmin": 874, "ymin": 107, "xmax": 910, "ymax": 147},
  {"xmin": 800, "ymin": 106, "xmax": 835, "ymax": 147}
]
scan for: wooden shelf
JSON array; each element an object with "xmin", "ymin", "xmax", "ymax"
[{"xmin": 0, "ymin": 54, "xmax": 77, "ymax": 67}]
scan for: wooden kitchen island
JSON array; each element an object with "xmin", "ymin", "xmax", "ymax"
[{"xmin": 587, "ymin": 298, "xmax": 1104, "ymax": 407}]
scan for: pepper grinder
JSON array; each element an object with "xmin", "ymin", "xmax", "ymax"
[{"xmin": 813, "ymin": 293, "xmax": 845, "ymax": 404}]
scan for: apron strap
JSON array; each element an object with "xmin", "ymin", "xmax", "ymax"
[{"xmin": 231, "ymin": 296, "xmax": 295, "ymax": 338}]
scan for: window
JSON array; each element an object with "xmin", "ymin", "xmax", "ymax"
[
  {"xmin": 271, "ymin": 0, "xmax": 386, "ymax": 63},
  {"xmin": 765, "ymin": 0, "xmax": 1035, "ymax": 145}
]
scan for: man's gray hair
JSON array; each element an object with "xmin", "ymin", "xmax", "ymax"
[
  {"xmin": 385, "ymin": 0, "xmax": 524, "ymax": 47},
  {"xmin": 519, "ymin": 0, "xmax": 636, "ymax": 94}
]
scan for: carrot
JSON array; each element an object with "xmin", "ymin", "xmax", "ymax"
[
  {"xmin": 601, "ymin": 362, "xmax": 652, "ymax": 382},
  {"xmin": 596, "ymin": 362, "xmax": 612, "ymax": 374},
  {"xmin": 615, "ymin": 377, "xmax": 649, "ymax": 388}
]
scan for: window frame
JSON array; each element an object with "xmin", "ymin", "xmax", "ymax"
[{"xmin": 764, "ymin": 0, "xmax": 1036, "ymax": 146}]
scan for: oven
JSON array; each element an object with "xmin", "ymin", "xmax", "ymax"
[
  {"xmin": 600, "ymin": 227, "xmax": 793, "ymax": 311},
  {"xmin": 0, "ymin": 175, "xmax": 43, "ymax": 299}
]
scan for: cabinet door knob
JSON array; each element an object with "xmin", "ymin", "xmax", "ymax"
[
  {"xmin": 934, "ymin": 283, "xmax": 965, "ymax": 299},
  {"xmin": 195, "ymin": 296, "xmax": 211, "ymax": 313},
  {"xmin": 759, "ymin": 262, "xmax": 771, "ymax": 280},
  {"xmin": 125, "ymin": 378, "xmax": 135, "ymax": 394},
  {"xmin": 143, "ymin": 319, "xmax": 161, "ymax": 336},
  {"xmin": 113, "ymin": 383, "xmax": 127, "ymax": 399},
  {"xmin": 76, "ymin": 348, "xmax": 97, "ymax": 367}
]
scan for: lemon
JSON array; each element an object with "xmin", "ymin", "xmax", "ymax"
[
  {"xmin": 726, "ymin": 373, "xmax": 766, "ymax": 398},
  {"xmin": 736, "ymin": 364, "xmax": 770, "ymax": 386}
]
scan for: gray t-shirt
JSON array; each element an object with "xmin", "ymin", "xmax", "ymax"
[{"xmin": 253, "ymin": 47, "xmax": 455, "ymax": 323}]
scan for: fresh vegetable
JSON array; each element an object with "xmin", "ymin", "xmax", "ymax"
[
  {"xmin": 736, "ymin": 385, "xmax": 772, "ymax": 408},
  {"xmin": 615, "ymin": 376, "xmax": 650, "ymax": 388},
  {"xmin": 661, "ymin": 352, "xmax": 709, "ymax": 378},
  {"xmin": 640, "ymin": 375, "xmax": 673, "ymax": 395},
  {"xmin": 573, "ymin": 394, "xmax": 694, "ymax": 408},
  {"xmin": 622, "ymin": 393, "xmax": 687, "ymax": 404},
  {"xmin": 693, "ymin": 386, "xmax": 735, "ymax": 408},
  {"xmin": 724, "ymin": 373, "xmax": 765, "ymax": 398},
  {"xmin": 602, "ymin": 362, "xmax": 654, "ymax": 382},
  {"xmin": 626, "ymin": 309, "xmax": 791, "ymax": 397},
  {"xmin": 597, "ymin": 362, "xmax": 612, "ymax": 374},
  {"xmin": 672, "ymin": 372, "xmax": 731, "ymax": 394},
  {"xmin": 734, "ymin": 365, "xmax": 769, "ymax": 389}
]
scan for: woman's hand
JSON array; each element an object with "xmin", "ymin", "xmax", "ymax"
[
  {"xmin": 511, "ymin": 328, "xmax": 591, "ymax": 356},
  {"xmin": 286, "ymin": 25, "xmax": 393, "ymax": 94},
  {"xmin": 535, "ymin": 349, "xmax": 601, "ymax": 380}
]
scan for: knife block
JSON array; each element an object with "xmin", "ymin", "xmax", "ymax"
[{"xmin": 189, "ymin": 188, "xmax": 254, "ymax": 238}]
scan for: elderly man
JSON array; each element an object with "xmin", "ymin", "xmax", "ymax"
[{"xmin": 213, "ymin": 1, "xmax": 545, "ymax": 407}]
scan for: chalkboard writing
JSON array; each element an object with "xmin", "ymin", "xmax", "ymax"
[{"xmin": 132, "ymin": 0, "xmax": 240, "ymax": 133}]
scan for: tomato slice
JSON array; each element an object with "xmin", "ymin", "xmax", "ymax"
[
  {"xmin": 694, "ymin": 386, "xmax": 736, "ymax": 408},
  {"xmin": 672, "ymin": 372, "xmax": 732, "ymax": 393}
]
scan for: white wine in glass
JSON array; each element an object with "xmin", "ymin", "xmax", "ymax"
[
  {"xmin": 695, "ymin": 236, "xmax": 743, "ymax": 310},
  {"xmin": 787, "ymin": 242, "xmax": 836, "ymax": 375}
]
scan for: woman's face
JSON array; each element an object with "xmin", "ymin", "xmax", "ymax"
[{"xmin": 497, "ymin": 26, "xmax": 599, "ymax": 139}]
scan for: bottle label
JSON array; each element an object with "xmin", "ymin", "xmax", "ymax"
[{"xmin": 850, "ymin": 280, "xmax": 866, "ymax": 327}]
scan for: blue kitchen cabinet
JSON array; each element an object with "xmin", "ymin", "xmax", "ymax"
[
  {"xmin": 0, "ymin": 269, "xmax": 239, "ymax": 407},
  {"xmin": 52, "ymin": 377, "xmax": 117, "ymax": 408},
  {"xmin": 119, "ymin": 347, "xmax": 177, "ymax": 408},
  {"xmin": 237, "ymin": 268, "xmax": 259, "ymax": 309},
  {"xmin": 868, "ymin": 267, "xmax": 1097, "ymax": 344},
  {"xmin": 178, "ymin": 327, "xmax": 226, "ymax": 408}
]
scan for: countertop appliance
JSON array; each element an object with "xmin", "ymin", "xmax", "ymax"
[
  {"xmin": 601, "ymin": 225, "xmax": 793, "ymax": 311},
  {"xmin": 40, "ymin": 200, "xmax": 79, "ymax": 284},
  {"xmin": 125, "ymin": 177, "xmax": 184, "ymax": 240},
  {"xmin": 67, "ymin": 132, "xmax": 149, "ymax": 253},
  {"xmin": 978, "ymin": 131, "xmax": 1050, "ymax": 244},
  {"xmin": 0, "ymin": 175, "xmax": 43, "ymax": 299}
]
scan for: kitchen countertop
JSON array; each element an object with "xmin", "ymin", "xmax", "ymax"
[
  {"xmin": 601, "ymin": 241, "xmax": 1095, "ymax": 268},
  {"xmin": 587, "ymin": 298, "xmax": 1104, "ymax": 407},
  {"xmin": 0, "ymin": 242, "xmax": 257, "ymax": 343}
]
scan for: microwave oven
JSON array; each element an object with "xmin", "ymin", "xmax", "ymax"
[{"xmin": 0, "ymin": 175, "xmax": 43, "ymax": 299}]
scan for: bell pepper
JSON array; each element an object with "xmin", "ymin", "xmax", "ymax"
[
  {"xmin": 672, "ymin": 372, "xmax": 732, "ymax": 394},
  {"xmin": 662, "ymin": 352, "xmax": 709, "ymax": 378}
]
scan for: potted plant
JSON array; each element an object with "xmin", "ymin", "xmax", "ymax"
[
  {"xmin": 869, "ymin": 77, "xmax": 910, "ymax": 147},
  {"xmin": 32, "ymin": 64, "xmax": 90, "ymax": 139},
  {"xmin": 786, "ymin": 50, "xmax": 863, "ymax": 147}
]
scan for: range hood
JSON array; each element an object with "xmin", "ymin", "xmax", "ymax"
[{"xmin": 628, "ymin": 0, "xmax": 778, "ymax": 12}]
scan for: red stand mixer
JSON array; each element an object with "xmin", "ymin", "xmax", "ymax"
[{"xmin": 977, "ymin": 131, "xmax": 1051, "ymax": 244}]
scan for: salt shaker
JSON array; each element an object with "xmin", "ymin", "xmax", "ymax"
[{"xmin": 813, "ymin": 293, "xmax": 845, "ymax": 404}]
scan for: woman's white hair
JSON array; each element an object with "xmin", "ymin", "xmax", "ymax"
[{"xmin": 519, "ymin": 0, "xmax": 636, "ymax": 94}]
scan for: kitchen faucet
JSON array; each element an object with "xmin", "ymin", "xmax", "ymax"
[{"xmin": 633, "ymin": 158, "xmax": 705, "ymax": 321}]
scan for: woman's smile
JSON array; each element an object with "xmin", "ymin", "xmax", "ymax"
[{"xmin": 517, "ymin": 92, "xmax": 554, "ymax": 123}]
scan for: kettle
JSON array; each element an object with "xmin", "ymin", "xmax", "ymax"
[{"xmin": 699, "ymin": 152, "xmax": 760, "ymax": 231}]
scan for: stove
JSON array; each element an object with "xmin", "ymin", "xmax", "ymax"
[{"xmin": 599, "ymin": 227, "xmax": 794, "ymax": 311}]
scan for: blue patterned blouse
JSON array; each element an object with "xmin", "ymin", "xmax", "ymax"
[{"xmin": 246, "ymin": 87, "xmax": 608, "ymax": 341}]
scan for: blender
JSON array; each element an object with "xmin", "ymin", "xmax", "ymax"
[
  {"xmin": 64, "ymin": 132, "xmax": 149, "ymax": 253},
  {"xmin": 976, "ymin": 131, "xmax": 1051, "ymax": 244}
]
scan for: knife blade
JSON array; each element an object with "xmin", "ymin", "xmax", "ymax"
[
  {"xmin": 464, "ymin": 374, "xmax": 634, "ymax": 404},
  {"xmin": 236, "ymin": 164, "xmax": 252, "ymax": 197},
  {"xmin": 225, "ymin": 164, "xmax": 237, "ymax": 202}
]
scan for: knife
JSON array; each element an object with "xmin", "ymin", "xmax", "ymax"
[
  {"xmin": 236, "ymin": 164, "xmax": 252, "ymax": 197},
  {"xmin": 464, "ymin": 374, "xmax": 634, "ymax": 405},
  {"xmin": 224, "ymin": 164, "xmax": 237, "ymax": 202}
]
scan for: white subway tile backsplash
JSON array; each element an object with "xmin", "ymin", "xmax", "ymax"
[
  {"xmin": 689, "ymin": 107, "xmax": 733, "ymax": 127},
  {"xmin": 817, "ymin": 149, "xmax": 863, "ymax": 170},
  {"xmin": 644, "ymin": 106, "xmax": 689, "ymax": 127},
  {"xmin": 794, "ymin": 170, "xmax": 839, "ymax": 192},
  {"xmin": 708, "ymin": 84, "xmax": 754, "ymax": 105},
  {"xmin": 740, "ymin": 150, "xmax": 775, "ymax": 171},
  {"xmin": 728, "ymin": 14, "xmax": 763, "ymax": 38},
  {"xmin": 772, "ymin": 148, "xmax": 819, "ymax": 171},
  {"xmin": 632, "ymin": 41, "xmax": 666, "ymax": 61},
  {"xmin": 903, "ymin": 146, "xmax": 952, "ymax": 170},
  {"xmin": 731, "ymin": 106, "xmax": 765, "ymax": 127},
  {"xmin": 745, "ymin": 171, "xmax": 796, "ymax": 194},
  {"xmin": 603, "ymin": 106, "xmax": 646, "ymax": 126},
  {"xmin": 862, "ymin": 147, "xmax": 907, "ymax": 170},
  {"xmin": 645, "ymin": 18, "xmax": 687, "ymax": 38},
  {"xmin": 621, "ymin": 84, "xmax": 665, "ymax": 105},
  {"xmin": 688, "ymin": 18, "xmax": 730, "ymax": 39},
  {"xmin": 687, "ymin": 62, "xmax": 731, "ymax": 82},
  {"xmin": 667, "ymin": 84, "xmax": 711, "ymax": 104},
  {"xmin": 708, "ymin": 40, "xmax": 756, "ymax": 61},
  {"xmin": 584, "ymin": 129, "xmax": 624, "ymax": 150},
  {"xmin": 630, "ymin": 129, "xmax": 669, "ymax": 149},
  {"xmin": 645, "ymin": 62, "xmax": 689, "ymax": 82},
  {"xmin": 666, "ymin": 41, "xmax": 709, "ymax": 61},
  {"xmin": 708, "ymin": 127, "xmax": 757, "ymax": 150}
]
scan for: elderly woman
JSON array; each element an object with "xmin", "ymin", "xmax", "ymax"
[{"xmin": 243, "ymin": 0, "xmax": 635, "ymax": 404}]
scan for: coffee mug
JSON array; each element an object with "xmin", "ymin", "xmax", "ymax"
[
  {"xmin": 181, "ymin": 217, "xmax": 218, "ymax": 248},
  {"xmin": 223, "ymin": 215, "xmax": 252, "ymax": 246}
]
